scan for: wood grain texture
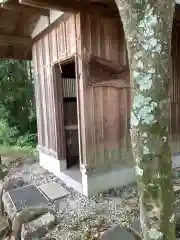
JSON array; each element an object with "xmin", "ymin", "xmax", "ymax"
[
  {"xmin": 80, "ymin": 11, "xmax": 131, "ymax": 170},
  {"xmin": 32, "ymin": 11, "xmax": 132, "ymax": 170},
  {"xmin": 32, "ymin": 13, "xmax": 79, "ymax": 159},
  {"xmin": 170, "ymin": 23, "xmax": 180, "ymax": 154}
]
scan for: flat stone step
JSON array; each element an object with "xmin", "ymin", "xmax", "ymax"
[
  {"xmin": 101, "ymin": 226, "xmax": 136, "ymax": 240},
  {"xmin": 38, "ymin": 182, "xmax": 69, "ymax": 201},
  {"xmin": 7, "ymin": 185, "xmax": 49, "ymax": 212},
  {"xmin": 132, "ymin": 219, "xmax": 140, "ymax": 232}
]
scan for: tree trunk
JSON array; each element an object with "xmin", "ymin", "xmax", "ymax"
[{"xmin": 115, "ymin": 1, "xmax": 176, "ymax": 239}]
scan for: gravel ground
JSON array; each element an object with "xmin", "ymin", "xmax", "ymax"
[
  {"xmin": 4, "ymin": 160, "xmax": 140, "ymax": 240},
  {"xmin": 4, "ymin": 160, "xmax": 180, "ymax": 239}
]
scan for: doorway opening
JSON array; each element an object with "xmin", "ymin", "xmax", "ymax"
[{"xmin": 61, "ymin": 59, "xmax": 79, "ymax": 169}]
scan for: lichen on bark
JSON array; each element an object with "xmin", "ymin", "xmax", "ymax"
[{"xmin": 115, "ymin": 0, "xmax": 175, "ymax": 239}]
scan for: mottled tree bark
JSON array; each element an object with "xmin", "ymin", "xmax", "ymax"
[{"xmin": 115, "ymin": 1, "xmax": 175, "ymax": 239}]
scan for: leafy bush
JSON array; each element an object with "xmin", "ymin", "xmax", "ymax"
[
  {"xmin": 0, "ymin": 60, "xmax": 37, "ymax": 148},
  {"xmin": 17, "ymin": 132, "xmax": 37, "ymax": 148},
  {"xmin": 0, "ymin": 104, "xmax": 18, "ymax": 146},
  {"xmin": 0, "ymin": 118, "xmax": 18, "ymax": 146}
]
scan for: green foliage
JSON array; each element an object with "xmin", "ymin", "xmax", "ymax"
[
  {"xmin": 17, "ymin": 132, "xmax": 37, "ymax": 148},
  {"xmin": 0, "ymin": 161, "xmax": 8, "ymax": 180},
  {"xmin": 0, "ymin": 104, "xmax": 18, "ymax": 145},
  {"xmin": 0, "ymin": 59, "xmax": 37, "ymax": 147}
]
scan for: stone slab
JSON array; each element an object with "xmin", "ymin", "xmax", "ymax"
[
  {"xmin": 21, "ymin": 213, "xmax": 56, "ymax": 240},
  {"xmin": 38, "ymin": 182, "xmax": 69, "ymax": 201},
  {"xmin": 7, "ymin": 185, "xmax": 49, "ymax": 212},
  {"xmin": 132, "ymin": 219, "xmax": 140, "ymax": 233},
  {"xmin": 101, "ymin": 226, "xmax": 135, "ymax": 240}
]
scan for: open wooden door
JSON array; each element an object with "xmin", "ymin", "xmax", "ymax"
[{"xmin": 61, "ymin": 59, "xmax": 79, "ymax": 168}]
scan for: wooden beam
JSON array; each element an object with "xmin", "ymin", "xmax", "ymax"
[
  {"xmin": 89, "ymin": 70, "xmax": 130, "ymax": 87},
  {"xmin": 5, "ymin": 12, "xmax": 22, "ymax": 59},
  {"xmin": 89, "ymin": 54, "xmax": 127, "ymax": 74},
  {"xmin": 89, "ymin": 78, "xmax": 131, "ymax": 89},
  {"xmin": 88, "ymin": 54, "xmax": 129, "ymax": 84},
  {"xmin": 1, "ymin": 0, "xmax": 49, "ymax": 16},
  {"xmin": 0, "ymin": 46, "xmax": 32, "ymax": 60},
  {"xmin": 19, "ymin": 0, "xmax": 118, "ymax": 17},
  {"xmin": 0, "ymin": 34, "xmax": 32, "ymax": 46}
]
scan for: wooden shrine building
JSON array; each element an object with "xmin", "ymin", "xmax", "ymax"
[{"xmin": 1, "ymin": 0, "xmax": 180, "ymax": 196}]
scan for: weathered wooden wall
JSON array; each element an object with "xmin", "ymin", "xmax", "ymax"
[
  {"xmin": 80, "ymin": 12, "xmax": 132, "ymax": 172},
  {"xmin": 170, "ymin": 23, "xmax": 180, "ymax": 154},
  {"xmin": 32, "ymin": 13, "xmax": 81, "ymax": 160},
  {"xmin": 78, "ymin": 16, "xmax": 180, "ymax": 171},
  {"xmin": 32, "ymin": 10, "xmax": 180, "ymax": 174}
]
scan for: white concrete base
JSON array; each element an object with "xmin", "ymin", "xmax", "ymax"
[
  {"xmin": 83, "ymin": 154, "xmax": 180, "ymax": 196},
  {"xmin": 39, "ymin": 150, "xmax": 135, "ymax": 197},
  {"xmin": 39, "ymin": 150, "xmax": 180, "ymax": 197},
  {"xmin": 39, "ymin": 151, "xmax": 82, "ymax": 194},
  {"xmin": 82, "ymin": 167, "xmax": 135, "ymax": 197}
]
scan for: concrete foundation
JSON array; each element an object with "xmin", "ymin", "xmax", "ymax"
[{"xmin": 39, "ymin": 150, "xmax": 180, "ymax": 197}]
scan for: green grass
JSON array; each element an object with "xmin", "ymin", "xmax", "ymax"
[{"xmin": 0, "ymin": 145, "xmax": 38, "ymax": 165}]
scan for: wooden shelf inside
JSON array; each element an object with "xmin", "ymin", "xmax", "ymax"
[{"xmin": 64, "ymin": 124, "xmax": 78, "ymax": 130}]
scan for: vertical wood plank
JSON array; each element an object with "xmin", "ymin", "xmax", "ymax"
[
  {"xmin": 41, "ymin": 37, "xmax": 50, "ymax": 150},
  {"xmin": 80, "ymin": 11, "xmax": 129, "ymax": 169},
  {"xmin": 170, "ymin": 23, "xmax": 180, "ymax": 153},
  {"xmin": 75, "ymin": 13, "xmax": 85, "ymax": 166},
  {"xmin": 32, "ymin": 44, "xmax": 42, "ymax": 146},
  {"xmin": 38, "ymin": 39, "xmax": 49, "ymax": 148}
]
